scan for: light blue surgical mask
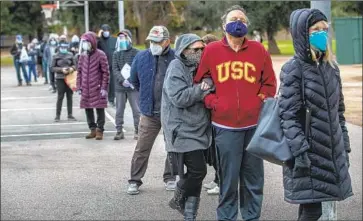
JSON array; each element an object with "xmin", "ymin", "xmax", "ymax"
[
  {"xmin": 103, "ymin": 31, "xmax": 110, "ymax": 38},
  {"xmin": 60, "ymin": 48, "xmax": 68, "ymax": 54},
  {"xmin": 309, "ymin": 30, "xmax": 328, "ymax": 52}
]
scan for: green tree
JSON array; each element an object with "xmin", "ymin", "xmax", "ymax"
[
  {"xmin": 241, "ymin": 1, "xmax": 309, "ymax": 54},
  {"xmin": 0, "ymin": 1, "xmax": 14, "ymax": 34}
]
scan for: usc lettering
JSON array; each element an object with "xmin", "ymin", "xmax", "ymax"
[{"xmin": 216, "ymin": 61, "xmax": 257, "ymax": 83}]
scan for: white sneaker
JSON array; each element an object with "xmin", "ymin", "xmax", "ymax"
[
  {"xmin": 127, "ymin": 183, "xmax": 140, "ymax": 195},
  {"xmin": 203, "ymin": 181, "xmax": 217, "ymax": 190},
  {"xmin": 207, "ymin": 186, "xmax": 219, "ymax": 195},
  {"xmin": 165, "ymin": 180, "xmax": 176, "ymax": 191}
]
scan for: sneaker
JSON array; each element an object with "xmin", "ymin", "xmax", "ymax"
[
  {"xmin": 203, "ymin": 181, "xmax": 218, "ymax": 190},
  {"xmin": 67, "ymin": 115, "xmax": 77, "ymax": 121},
  {"xmin": 26, "ymin": 82, "xmax": 32, "ymax": 86},
  {"xmin": 48, "ymin": 86, "xmax": 53, "ymax": 90},
  {"xmin": 52, "ymin": 89, "xmax": 56, "ymax": 93},
  {"xmin": 207, "ymin": 186, "xmax": 219, "ymax": 195},
  {"xmin": 127, "ymin": 183, "xmax": 140, "ymax": 195},
  {"xmin": 165, "ymin": 180, "xmax": 177, "ymax": 191},
  {"xmin": 54, "ymin": 116, "xmax": 60, "ymax": 122},
  {"xmin": 114, "ymin": 131, "xmax": 125, "ymax": 140}
]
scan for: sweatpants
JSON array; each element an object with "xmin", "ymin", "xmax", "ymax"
[
  {"xmin": 214, "ymin": 127, "xmax": 264, "ymax": 221},
  {"xmin": 175, "ymin": 150, "xmax": 207, "ymax": 197},
  {"xmin": 115, "ymin": 91, "xmax": 140, "ymax": 133}
]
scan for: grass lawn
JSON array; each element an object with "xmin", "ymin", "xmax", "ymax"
[{"xmin": 0, "ymin": 40, "xmax": 337, "ymax": 67}]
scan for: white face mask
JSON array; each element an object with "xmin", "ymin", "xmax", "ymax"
[{"xmin": 150, "ymin": 42, "xmax": 163, "ymax": 56}]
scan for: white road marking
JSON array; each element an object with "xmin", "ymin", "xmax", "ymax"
[
  {"xmin": 1, "ymin": 121, "xmax": 112, "ymax": 127},
  {"xmin": 1, "ymin": 107, "xmax": 80, "ymax": 112},
  {"xmin": 1, "ymin": 131, "xmax": 118, "ymax": 138},
  {"xmin": 105, "ymin": 109, "xmax": 116, "ymax": 126},
  {"xmin": 1, "ymin": 96, "xmax": 55, "ymax": 101}
]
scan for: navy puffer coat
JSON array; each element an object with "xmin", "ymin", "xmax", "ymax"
[{"xmin": 278, "ymin": 8, "xmax": 353, "ymax": 204}]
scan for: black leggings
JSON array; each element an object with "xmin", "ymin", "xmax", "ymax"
[
  {"xmin": 56, "ymin": 79, "xmax": 73, "ymax": 116},
  {"xmin": 298, "ymin": 202, "xmax": 322, "ymax": 221}
]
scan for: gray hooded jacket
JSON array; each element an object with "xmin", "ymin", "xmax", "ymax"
[{"xmin": 161, "ymin": 34, "xmax": 213, "ymax": 153}]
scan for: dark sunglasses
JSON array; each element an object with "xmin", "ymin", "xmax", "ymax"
[{"xmin": 188, "ymin": 47, "xmax": 204, "ymax": 52}]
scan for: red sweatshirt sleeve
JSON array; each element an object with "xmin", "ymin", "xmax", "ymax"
[
  {"xmin": 194, "ymin": 47, "xmax": 210, "ymax": 83},
  {"xmin": 258, "ymin": 50, "xmax": 277, "ymax": 99}
]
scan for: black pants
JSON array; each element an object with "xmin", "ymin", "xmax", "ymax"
[
  {"xmin": 56, "ymin": 79, "xmax": 73, "ymax": 116},
  {"xmin": 298, "ymin": 202, "xmax": 322, "ymax": 221},
  {"xmin": 177, "ymin": 150, "xmax": 207, "ymax": 197},
  {"xmin": 85, "ymin": 108, "xmax": 105, "ymax": 131},
  {"xmin": 50, "ymin": 69, "xmax": 56, "ymax": 90},
  {"xmin": 108, "ymin": 67, "xmax": 115, "ymax": 103}
]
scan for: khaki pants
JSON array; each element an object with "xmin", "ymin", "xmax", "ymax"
[{"xmin": 128, "ymin": 114, "xmax": 175, "ymax": 186}]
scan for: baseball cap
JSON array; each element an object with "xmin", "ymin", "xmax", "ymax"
[{"xmin": 146, "ymin": 26, "xmax": 170, "ymax": 42}]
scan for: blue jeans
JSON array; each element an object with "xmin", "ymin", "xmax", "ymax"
[
  {"xmin": 28, "ymin": 63, "xmax": 37, "ymax": 82},
  {"xmin": 42, "ymin": 58, "xmax": 48, "ymax": 83},
  {"xmin": 214, "ymin": 127, "xmax": 264, "ymax": 221},
  {"xmin": 13, "ymin": 59, "xmax": 29, "ymax": 84}
]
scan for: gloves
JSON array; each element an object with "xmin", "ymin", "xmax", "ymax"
[
  {"xmin": 294, "ymin": 152, "xmax": 311, "ymax": 169},
  {"xmin": 76, "ymin": 89, "xmax": 82, "ymax": 95},
  {"xmin": 100, "ymin": 89, "xmax": 108, "ymax": 97},
  {"xmin": 122, "ymin": 79, "xmax": 131, "ymax": 88}
]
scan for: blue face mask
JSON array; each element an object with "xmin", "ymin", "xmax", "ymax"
[
  {"xmin": 60, "ymin": 48, "xmax": 68, "ymax": 54},
  {"xmin": 119, "ymin": 40, "xmax": 129, "ymax": 50},
  {"xmin": 309, "ymin": 30, "xmax": 328, "ymax": 52},
  {"xmin": 225, "ymin": 20, "xmax": 248, "ymax": 38}
]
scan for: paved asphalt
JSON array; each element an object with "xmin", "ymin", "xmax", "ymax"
[{"xmin": 1, "ymin": 66, "xmax": 362, "ymax": 220}]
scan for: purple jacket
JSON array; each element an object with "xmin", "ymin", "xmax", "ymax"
[{"xmin": 76, "ymin": 32, "xmax": 110, "ymax": 109}]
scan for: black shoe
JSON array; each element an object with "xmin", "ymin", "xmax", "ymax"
[
  {"xmin": 44, "ymin": 81, "xmax": 49, "ymax": 85},
  {"xmin": 184, "ymin": 197, "xmax": 200, "ymax": 221},
  {"xmin": 114, "ymin": 131, "xmax": 125, "ymax": 140},
  {"xmin": 18, "ymin": 82, "xmax": 22, "ymax": 86},
  {"xmin": 26, "ymin": 82, "xmax": 32, "ymax": 86},
  {"xmin": 54, "ymin": 116, "xmax": 60, "ymax": 122},
  {"xmin": 67, "ymin": 115, "xmax": 77, "ymax": 121},
  {"xmin": 169, "ymin": 186, "xmax": 186, "ymax": 215}
]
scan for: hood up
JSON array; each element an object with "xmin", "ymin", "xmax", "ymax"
[{"xmin": 289, "ymin": 8, "xmax": 327, "ymax": 63}]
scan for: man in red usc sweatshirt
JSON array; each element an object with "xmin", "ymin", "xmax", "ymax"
[{"xmin": 194, "ymin": 5, "xmax": 277, "ymax": 221}]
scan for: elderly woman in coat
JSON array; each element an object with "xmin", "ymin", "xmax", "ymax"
[
  {"xmin": 161, "ymin": 33, "xmax": 214, "ymax": 220},
  {"xmin": 76, "ymin": 31, "xmax": 110, "ymax": 140},
  {"xmin": 278, "ymin": 8, "xmax": 353, "ymax": 221}
]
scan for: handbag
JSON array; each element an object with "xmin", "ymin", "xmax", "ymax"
[
  {"xmin": 246, "ymin": 60, "xmax": 310, "ymax": 166},
  {"xmin": 19, "ymin": 47, "xmax": 30, "ymax": 63}
]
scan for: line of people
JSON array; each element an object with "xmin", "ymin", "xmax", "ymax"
[{"xmin": 11, "ymin": 5, "xmax": 353, "ymax": 221}]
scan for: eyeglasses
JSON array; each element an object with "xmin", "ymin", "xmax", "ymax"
[{"xmin": 187, "ymin": 47, "xmax": 204, "ymax": 52}]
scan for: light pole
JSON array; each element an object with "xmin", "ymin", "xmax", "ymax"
[{"xmin": 118, "ymin": 1, "xmax": 125, "ymax": 31}]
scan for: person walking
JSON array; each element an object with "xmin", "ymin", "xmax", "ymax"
[
  {"xmin": 70, "ymin": 35, "xmax": 80, "ymax": 56},
  {"xmin": 200, "ymin": 33, "xmax": 220, "ymax": 196},
  {"xmin": 194, "ymin": 5, "xmax": 277, "ymax": 221},
  {"xmin": 27, "ymin": 40, "xmax": 38, "ymax": 83},
  {"xmin": 278, "ymin": 8, "xmax": 353, "ymax": 221},
  {"xmin": 162, "ymin": 33, "xmax": 214, "ymax": 221},
  {"xmin": 41, "ymin": 35, "xmax": 49, "ymax": 84},
  {"xmin": 10, "ymin": 35, "xmax": 30, "ymax": 86},
  {"xmin": 112, "ymin": 29, "xmax": 140, "ymax": 140},
  {"xmin": 44, "ymin": 35, "xmax": 59, "ymax": 93},
  {"xmin": 126, "ymin": 26, "xmax": 177, "ymax": 195},
  {"xmin": 51, "ymin": 40, "xmax": 77, "ymax": 122},
  {"xmin": 76, "ymin": 31, "xmax": 110, "ymax": 140},
  {"xmin": 97, "ymin": 24, "xmax": 117, "ymax": 107}
]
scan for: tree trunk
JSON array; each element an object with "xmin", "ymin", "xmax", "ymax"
[{"xmin": 266, "ymin": 27, "xmax": 281, "ymax": 55}]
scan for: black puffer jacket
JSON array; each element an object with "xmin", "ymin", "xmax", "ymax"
[{"xmin": 278, "ymin": 8, "xmax": 353, "ymax": 204}]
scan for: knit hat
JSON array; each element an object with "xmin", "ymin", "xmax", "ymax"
[
  {"xmin": 100, "ymin": 24, "xmax": 111, "ymax": 31},
  {"xmin": 117, "ymin": 29, "xmax": 132, "ymax": 38},
  {"xmin": 308, "ymin": 10, "xmax": 327, "ymax": 28}
]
